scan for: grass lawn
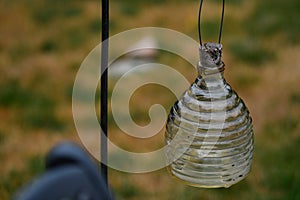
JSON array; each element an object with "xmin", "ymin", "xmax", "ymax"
[{"xmin": 0, "ymin": 0, "xmax": 299, "ymax": 199}]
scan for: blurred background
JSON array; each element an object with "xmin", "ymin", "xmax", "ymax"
[{"xmin": 0, "ymin": 0, "xmax": 300, "ymax": 199}]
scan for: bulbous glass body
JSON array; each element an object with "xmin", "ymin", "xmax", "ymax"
[{"xmin": 165, "ymin": 43, "xmax": 254, "ymax": 188}]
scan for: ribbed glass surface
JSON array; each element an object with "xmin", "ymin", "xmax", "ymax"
[{"xmin": 165, "ymin": 43, "xmax": 254, "ymax": 188}]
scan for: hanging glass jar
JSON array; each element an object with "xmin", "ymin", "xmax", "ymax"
[{"xmin": 165, "ymin": 43, "xmax": 254, "ymax": 188}]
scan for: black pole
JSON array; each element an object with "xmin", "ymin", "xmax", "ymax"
[{"xmin": 101, "ymin": 0, "xmax": 109, "ymax": 187}]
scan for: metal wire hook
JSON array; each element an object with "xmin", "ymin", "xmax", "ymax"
[{"xmin": 198, "ymin": 0, "xmax": 225, "ymax": 45}]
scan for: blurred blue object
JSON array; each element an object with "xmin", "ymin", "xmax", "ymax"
[{"xmin": 14, "ymin": 142, "xmax": 114, "ymax": 200}]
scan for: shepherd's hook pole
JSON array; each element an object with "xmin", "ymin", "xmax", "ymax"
[{"xmin": 101, "ymin": 0, "xmax": 109, "ymax": 187}]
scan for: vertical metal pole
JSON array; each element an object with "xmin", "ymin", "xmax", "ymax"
[{"xmin": 101, "ymin": 0, "xmax": 109, "ymax": 187}]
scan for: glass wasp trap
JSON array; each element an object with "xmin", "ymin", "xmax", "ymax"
[{"xmin": 165, "ymin": 0, "xmax": 254, "ymax": 188}]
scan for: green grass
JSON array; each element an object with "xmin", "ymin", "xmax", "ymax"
[
  {"xmin": 0, "ymin": 80, "xmax": 64, "ymax": 130},
  {"xmin": 115, "ymin": 183, "xmax": 141, "ymax": 199},
  {"xmin": 30, "ymin": 0, "xmax": 83, "ymax": 24},
  {"xmin": 39, "ymin": 39, "xmax": 59, "ymax": 53},
  {"xmin": 233, "ymin": 71, "xmax": 260, "ymax": 89},
  {"xmin": 65, "ymin": 28, "xmax": 87, "ymax": 49},
  {"xmin": 246, "ymin": 0, "xmax": 300, "ymax": 44},
  {"xmin": 201, "ymin": 20, "xmax": 222, "ymax": 43},
  {"xmin": 88, "ymin": 18, "xmax": 102, "ymax": 34},
  {"xmin": 20, "ymin": 97, "xmax": 65, "ymax": 130},
  {"xmin": 211, "ymin": 0, "xmax": 245, "ymax": 5},
  {"xmin": 114, "ymin": 0, "xmax": 199, "ymax": 16},
  {"xmin": 229, "ymin": 38, "xmax": 275, "ymax": 65},
  {"xmin": 263, "ymin": 117, "xmax": 298, "ymax": 146},
  {"xmin": 119, "ymin": 3, "xmax": 140, "ymax": 16},
  {"xmin": 256, "ymin": 137, "xmax": 300, "ymax": 199},
  {"xmin": 256, "ymin": 116, "xmax": 300, "ymax": 199},
  {"xmin": 290, "ymin": 93, "xmax": 300, "ymax": 105},
  {"xmin": 0, "ymin": 80, "xmax": 33, "ymax": 107},
  {"xmin": 1, "ymin": 156, "xmax": 44, "ymax": 199}
]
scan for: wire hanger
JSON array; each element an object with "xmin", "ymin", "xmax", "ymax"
[{"xmin": 198, "ymin": 0, "xmax": 225, "ymax": 46}]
